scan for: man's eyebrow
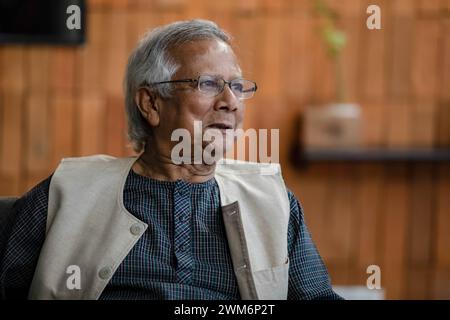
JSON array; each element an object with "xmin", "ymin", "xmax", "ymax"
[{"xmin": 206, "ymin": 73, "xmax": 243, "ymax": 79}]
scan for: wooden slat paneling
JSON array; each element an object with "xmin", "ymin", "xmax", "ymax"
[
  {"xmin": 411, "ymin": 19, "xmax": 440, "ymax": 100},
  {"xmin": 295, "ymin": 164, "xmax": 332, "ymax": 261},
  {"xmin": 24, "ymin": 48, "xmax": 51, "ymax": 190},
  {"xmin": 440, "ymin": 18, "xmax": 450, "ymax": 103},
  {"xmin": 418, "ymin": 0, "xmax": 443, "ymax": 15},
  {"xmin": 388, "ymin": 0, "xmax": 415, "ymax": 101},
  {"xmin": 353, "ymin": 164, "xmax": 384, "ymax": 285},
  {"xmin": 78, "ymin": 95, "xmax": 105, "ymax": 156},
  {"xmin": 0, "ymin": 0, "xmax": 449, "ymax": 299},
  {"xmin": 323, "ymin": 164, "xmax": 355, "ymax": 284},
  {"xmin": 77, "ymin": 10, "xmax": 106, "ymax": 96},
  {"xmin": 24, "ymin": 93, "xmax": 50, "ymax": 191},
  {"xmin": 311, "ymin": 17, "xmax": 336, "ymax": 103},
  {"xmin": 1, "ymin": 47, "xmax": 25, "ymax": 92},
  {"xmin": 104, "ymin": 11, "xmax": 129, "ymax": 96},
  {"xmin": 0, "ymin": 93, "xmax": 25, "ymax": 195},
  {"xmin": 437, "ymin": 19, "xmax": 450, "ymax": 148},
  {"xmin": 105, "ymin": 96, "xmax": 126, "ymax": 156},
  {"xmin": 50, "ymin": 48, "xmax": 76, "ymax": 96},
  {"xmin": 254, "ymin": 14, "xmax": 283, "ymax": 99},
  {"xmin": 338, "ymin": 1, "xmax": 363, "ymax": 103},
  {"xmin": 283, "ymin": 14, "xmax": 314, "ymax": 103},
  {"xmin": 382, "ymin": 164, "xmax": 409, "ymax": 299},
  {"xmin": 359, "ymin": 0, "xmax": 388, "ymax": 102},
  {"xmin": 406, "ymin": 164, "xmax": 435, "ymax": 299},
  {"xmin": 0, "ymin": 47, "xmax": 26, "ymax": 195},
  {"xmin": 50, "ymin": 95, "xmax": 76, "ymax": 167},
  {"xmin": 433, "ymin": 164, "xmax": 450, "ymax": 298},
  {"xmin": 386, "ymin": 102, "xmax": 413, "ymax": 148},
  {"xmin": 435, "ymin": 164, "xmax": 450, "ymax": 267},
  {"xmin": 412, "ymin": 100, "xmax": 438, "ymax": 147},
  {"xmin": 361, "ymin": 102, "xmax": 386, "ymax": 147}
]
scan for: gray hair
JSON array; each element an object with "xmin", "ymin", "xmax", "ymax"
[{"xmin": 124, "ymin": 19, "xmax": 232, "ymax": 153}]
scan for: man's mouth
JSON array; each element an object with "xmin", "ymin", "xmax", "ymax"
[{"xmin": 206, "ymin": 123, "xmax": 234, "ymax": 130}]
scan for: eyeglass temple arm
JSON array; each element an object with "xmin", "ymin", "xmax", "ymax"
[{"xmin": 151, "ymin": 79, "xmax": 196, "ymax": 85}]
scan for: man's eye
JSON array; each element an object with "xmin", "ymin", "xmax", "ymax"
[
  {"xmin": 201, "ymin": 80, "xmax": 218, "ymax": 88},
  {"xmin": 231, "ymin": 82, "xmax": 244, "ymax": 92}
]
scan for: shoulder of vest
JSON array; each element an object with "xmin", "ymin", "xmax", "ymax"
[
  {"xmin": 56, "ymin": 154, "xmax": 135, "ymax": 173},
  {"xmin": 60, "ymin": 154, "xmax": 117, "ymax": 163},
  {"xmin": 216, "ymin": 158, "xmax": 281, "ymax": 175}
]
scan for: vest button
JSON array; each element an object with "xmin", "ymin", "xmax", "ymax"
[
  {"xmin": 130, "ymin": 223, "xmax": 143, "ymax": 236},
  {"xmin": 98, "ymin": 266, "xmax": 112, "ymax": 280}
]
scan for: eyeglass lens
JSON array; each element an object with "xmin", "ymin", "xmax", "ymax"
[{"xmin": 197, "ymin": 75, "xmax": 256, "ymax": 99}]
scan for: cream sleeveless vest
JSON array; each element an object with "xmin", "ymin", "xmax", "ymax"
[{"xmin": 28, "ymin": 155, "xmax": 290, "ymax": 300}]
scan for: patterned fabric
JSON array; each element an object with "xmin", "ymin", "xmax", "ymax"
[{"xmin": 0, "ymin": 168, "xmax": 342, "ymax": 300}]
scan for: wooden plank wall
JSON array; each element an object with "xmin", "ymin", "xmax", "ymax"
[{"xmin": 0, "ymin": 0, "xmax": 449, "ymax": 299}]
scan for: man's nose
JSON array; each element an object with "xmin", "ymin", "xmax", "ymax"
[{"xmin": 214, "ymin": 85, "xmax": 240, "ymax": 111}]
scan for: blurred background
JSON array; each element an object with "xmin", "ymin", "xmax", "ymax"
[{"xmin": 0, "ymin": 0, "xmax": 449, "ymax": 299}]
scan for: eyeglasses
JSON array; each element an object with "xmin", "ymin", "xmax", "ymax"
[{"xmin": 150, "ymin": 75, "xmax": 258, "ymax": 100}]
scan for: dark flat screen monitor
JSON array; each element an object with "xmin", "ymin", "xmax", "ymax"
[{"xmin": 0, "ymin": 0, "xmax": 86, "ymax": 45}]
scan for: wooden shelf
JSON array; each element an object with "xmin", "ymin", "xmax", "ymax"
[{"xmin": 292, "ymin": 147, "xmax": 450, "ymax": 166}]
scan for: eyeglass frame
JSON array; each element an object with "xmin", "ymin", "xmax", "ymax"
[{"xmin": 144, "ymin": 75, "xmax": 258, "ymax": 100}]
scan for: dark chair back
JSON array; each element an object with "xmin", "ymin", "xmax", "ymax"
[
  {"xmin": 0, "ymin": 197, "xmax": 19, "ymax": 300},
  {"xmin": 0, "ymin": 197, "xmax": 19, "ymax": 256}
]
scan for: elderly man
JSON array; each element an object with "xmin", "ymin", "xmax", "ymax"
[{"xmin": 0, "ymin": 20, "xmax": 341, "ymax": 300}]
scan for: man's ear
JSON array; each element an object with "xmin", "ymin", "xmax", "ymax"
[{"xmin": 135, "ymin": 87, "xmax": 160, "ymax": 127}]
